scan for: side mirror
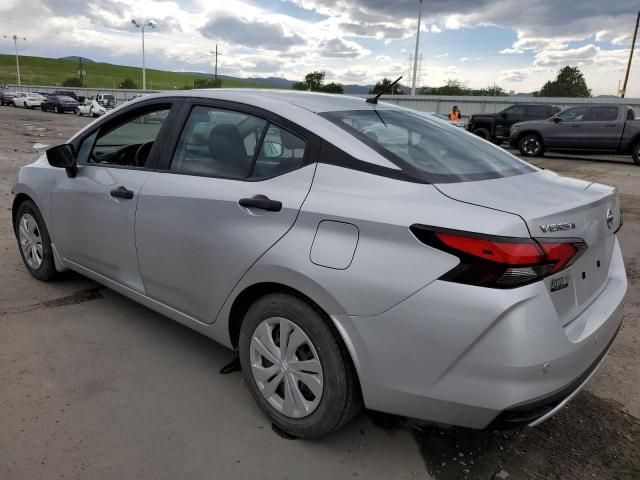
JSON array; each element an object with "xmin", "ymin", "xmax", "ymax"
[
  {"xmin": 46, "ymin": 144, "xmax": 77, "ymax": 178},
  {"xmin": 553, "ymin": 116, "xmax": 562, "ymax": 123},
  {"xmin": 262, "ymin": 141, "xmax": 283, "ymax": 158},
  {"xmin": 500, "ymin": 112, "xmax": 507, "ymax": 118}
]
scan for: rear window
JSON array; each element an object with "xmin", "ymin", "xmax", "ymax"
[{"xmin": 321, "ymin": 109, "xmax": 535, "ymax": 183}]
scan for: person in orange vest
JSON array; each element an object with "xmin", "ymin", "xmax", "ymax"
[{"xmin": 449, "ymin": 105, "xmax": 462, "ymax": 121}]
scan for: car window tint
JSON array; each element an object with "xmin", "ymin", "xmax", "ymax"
[
  {"xmin": 529, "ymin": 105, "xmax": 552, "ymax": 116},
  {"xmin": 170, "ymin": 106, "xmax": 267, "ymax": 178},
  {"xmin": 557, "ymin": 107, "xmax": 588, "ymax": 122},
  {"xmin": 252, "ymin": 125, "xmax": 306, "ymax": 179},
  {"xmin": 323, "ymin": 109, "xmax": 535, "ymax": 183},
  {"xmin": 85, "ymin": 106, "xmax": 171, "ymax": 167},
  {"xmin": 588, "ymin": 107, "xmax": 618, "ymax": 122},
  {"xmin": 503, "ymin": 106, "xmax": 524, "ymax": 117}
]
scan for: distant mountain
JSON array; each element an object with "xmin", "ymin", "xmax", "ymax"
[{"xmin": 59, "ymin": 56, "xmax": 95, "ymax": 63}]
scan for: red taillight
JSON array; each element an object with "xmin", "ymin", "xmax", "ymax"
[
  {"xmin": 410, "ymin": 225, "xmax": 586, "ymax": 289},
  {"xmin": 435, "ymin": 232, "xmax": 544, "ymax": 265}
]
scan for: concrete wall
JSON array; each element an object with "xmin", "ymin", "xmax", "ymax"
[
  {"xmin": 7, "ymin": 84, "xmax": 640, "ymax": 115},
  {"xmin": 374, "ymin": 95, "xmax": 640, "ymax": 116}
]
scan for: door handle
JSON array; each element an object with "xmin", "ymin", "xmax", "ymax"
[
  {"xmin": 110, "ymin": 186, "xmax": 134, "ymax": 199},
  {"xmin": 571, "ymin": 125, "xmax": 581, "ymax": 128},
  {"xmin": 605, "ymin": 123, "xmax": 616, "ymax": 127},
  {"xmin": 239, "ymin": 195, "xmax": 282, "ymax": 212}
]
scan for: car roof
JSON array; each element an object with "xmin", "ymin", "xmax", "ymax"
[{"xmin": 141, "ymin": 89, "xmax": 400, "ymax": 114}]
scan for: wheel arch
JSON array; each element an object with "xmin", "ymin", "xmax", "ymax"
[{"xmin": 12, "ymin": 192, "xmax": 35, "ymax": 233}]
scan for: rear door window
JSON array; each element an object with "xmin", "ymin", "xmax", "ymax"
[{"xmin": 587, "ymin": 107, "xmax": 618, "ymax": 122}]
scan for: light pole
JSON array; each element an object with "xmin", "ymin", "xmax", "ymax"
[
  {"xmin": 131, "ymin": 19, "xmax": 156, "ymax": 90},
  {"xmin": 3, "ymin": 35, "xmax": 26, "ymax": 86},
  {"xmin": 411, "ymin": 0, "xmax": 423, "ymax": 96}
]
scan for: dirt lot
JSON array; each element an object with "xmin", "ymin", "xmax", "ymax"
[{"xmin": 0, "ymin": 106, "xmax": 639, "ymax": 480}]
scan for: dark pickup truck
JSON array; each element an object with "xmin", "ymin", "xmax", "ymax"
[
  {"xmin": 509, "ymin": 104, "xmax": 640, "ymax": 165},
  {"xmin": 467, "ymin": 104, "xmax": 559, "ymax": 143}
]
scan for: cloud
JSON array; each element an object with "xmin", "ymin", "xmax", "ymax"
[
  {"xmin": 499, "ymin": 69, "xmax": 529, "ymax": 82},
  {"xmin": 318, "ymin": 37, "xmax": 369, "ymax": 58},
  {"xmin": 340, "ymin": 22, "xmax": 408, "ymax": 39},
  {"xmin": 434, "ymin": 53, "xmax": 448, "ymax": 58},
  {"xmin": 199, "ymin": 14, "xmax": 304, "ymax": 50}
]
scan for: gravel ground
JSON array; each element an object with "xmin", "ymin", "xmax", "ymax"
[{"xmin": 0, "ymin": 106, "xmax": 638, "ymax": 480}]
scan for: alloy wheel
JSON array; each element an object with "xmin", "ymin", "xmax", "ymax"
[
  {"xmin": 18, "ymin": 213, "xmax": 43, "ymax": 269},
  {"xmin": 249, "ymin": 317, "xmax": 324, "ymax": 418},
  {"xmin": 522, "ymin": 136, "xmax": 541, "ymax": 155}
]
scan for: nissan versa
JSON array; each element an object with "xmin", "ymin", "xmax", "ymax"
[{"xmin": 12, "ymin": 90, "xmax": 627, "ymax": 438}]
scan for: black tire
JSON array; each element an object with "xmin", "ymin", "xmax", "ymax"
[
  {"xmin": 518, "ymin": 133, "xmax": 545, "ymax": 157},
  {"xmin": 632, "ymin": 142, "xmax": 640, "ymax": 166},
  {"xmin": 14, "ymin": 200, "xmax": 57, "ymax": 281},
  {"xmin": 473, "ymin": 127, "xmax": 491, "ymax": 141},
  {"xmin": 75, "ymin": 108, "xmax": 81, "ymax": 116},
  {"xmin": 239, "ymin": 293, "xmax": 361, "ymax": 438}
]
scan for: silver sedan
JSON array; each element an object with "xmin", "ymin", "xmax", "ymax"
[{"xmin": 12, "ymin": 90, "xmax": 626, "ymax": 438}]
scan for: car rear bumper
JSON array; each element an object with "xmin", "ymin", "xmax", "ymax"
[{"xmin": 332, "ymin": 237, "xmax": 627, "ymax": 429}]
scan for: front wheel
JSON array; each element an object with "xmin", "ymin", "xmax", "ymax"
[
  {"xmin": 519, "ymin": 134, "xmax": 545, "ymax": 157},
  {"xmin": 632, "ymin": 142, "xmax": 640, "ymax": 166},
  {"xmin": 239, "ymin": 293, "xmax": 361, "ymax": 438},
  {"xmin": 14, "ymin": 200, "xmax": 57, "ymax": 281}
]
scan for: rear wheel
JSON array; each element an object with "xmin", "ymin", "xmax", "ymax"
[
  {"xmin": 632, "ymin": 142, "xmax": 640, "ymax": 166},
  {"xmin": 473, "ymin": 127, "xmax": 491, "ymax": 141},
  {"xmin": 14, "ymin": 200, "xmax": 57, "ymax": 281},
  {"xmin": 519, "ymin": 133, "xmax": 544, "ymax": 157},
  {"xmin": 239, "ymin": 293, "xmax": 361, "ymax": 438}
]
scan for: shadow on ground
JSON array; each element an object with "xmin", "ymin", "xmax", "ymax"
[{"xmin": 367, "ymin": 392, "xmax": 640, "ymax": 480}]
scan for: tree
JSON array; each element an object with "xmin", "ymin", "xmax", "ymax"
[
  {"xmin": 62, "ymin": 77, "xmax": 82, "ymax": 87},
  {"xmin": 193, "ymin": 78, "xmax": 222, "ymax": 88},
  {"xmin": 322, "ymin": 82, "xmax": 344, "ymax": 94},
  {"xmin": 119, "ymin": 78, "xmax": 138, "ymax": 89},
  {"xmin": 539, "ymin": 66, "xmax": 591, "ymax": 97},
  {"xmin": 291, "ymin": 70, "xmax": 343, "ymax": 93},
  {"xmin": 369, "ymin": 78, "xmax": 404, "ymax": 95}
]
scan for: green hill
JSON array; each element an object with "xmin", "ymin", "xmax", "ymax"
[{"xmin": 0, "ymin": 54, "xmax": 271, "ymax": 90}]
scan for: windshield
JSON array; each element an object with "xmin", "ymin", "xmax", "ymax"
[{"xmin": 321, "ymin": 109, "xmax": 536, "ymax": 183}]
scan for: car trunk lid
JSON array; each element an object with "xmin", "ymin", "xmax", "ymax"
[{"xmin": 435, "ymin": 170, "xmax": 621, "ymax": 326}]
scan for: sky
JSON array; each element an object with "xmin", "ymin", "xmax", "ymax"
[{"xmin": 1, "ymin": 0, "xmax": 638, "ymax": 96}]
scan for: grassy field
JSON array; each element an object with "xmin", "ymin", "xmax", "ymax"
[{"xmin": 0, "ymin": 54, "xmax": 270, "ymax": 90}]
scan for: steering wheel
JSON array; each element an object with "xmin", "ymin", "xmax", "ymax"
[
  {"xmin": 113, "ymin": 144, "xmax": 140, "ymax": 166},
  {"xmin": 135, "ymin": 141, "xmax": 154, "ymax": 167}
]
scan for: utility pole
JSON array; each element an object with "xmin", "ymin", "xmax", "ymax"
[
  {"xmin": 411, "ymin": 0, "xmax": 423, "ymax": 96},
  {"xmin": 210, "ymin": 45, "xmax": 222, "ymax": 83},
  {"xmin": 3, "ymin": 35, "xmax": 26, "ymax": 86},
  {"xmin": 131, "ymin": 19, "xmax": 156, "ymax": 90},
  {"xmin": 621, "ymin": 11, "xmax": 639, "ymax": 98}
]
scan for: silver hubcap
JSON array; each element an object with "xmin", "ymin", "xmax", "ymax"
[
  {"xmin": 18, "ymin": 213, "xmax": 44, "ymax": 270},
  {"xmin": 250, "ymin": 317, "xmax": 324, "ymax": 418},
  {"xmin": 522, "ymin": 137, "xmax": 541, "ymax": 155}
]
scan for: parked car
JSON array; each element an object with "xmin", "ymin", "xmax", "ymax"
[
  {"xmin": 12, "ymin": 90, "xmax": 626, "ymax": 438},
  {"xmin": 41, "ymin": 95, "xmax": 79, "ymax": 113},
  {"xmin": 468, "ymin": 104, "xmax": 559, "ymax": 143},
  {"xmin": 0, "ymin": 90, "xmax": 18, "ymax": 106},
  {"xmin": 12, "ymin": 92, "xmax": 45, "ymax": 109},
  {"xmin": 96, "ymin": 93, "xmax": 117, "ymax": 108},
  {"xmin": 52, "ymin": 90, "xmax": 79, "ymax": 101},
  {"xmin": 509, "ymin": 105, "xmax": 640, "ymax": 164},
  {"xmin": 75, "ymin": 99, "xmax": 107, "ymax": 117}
]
